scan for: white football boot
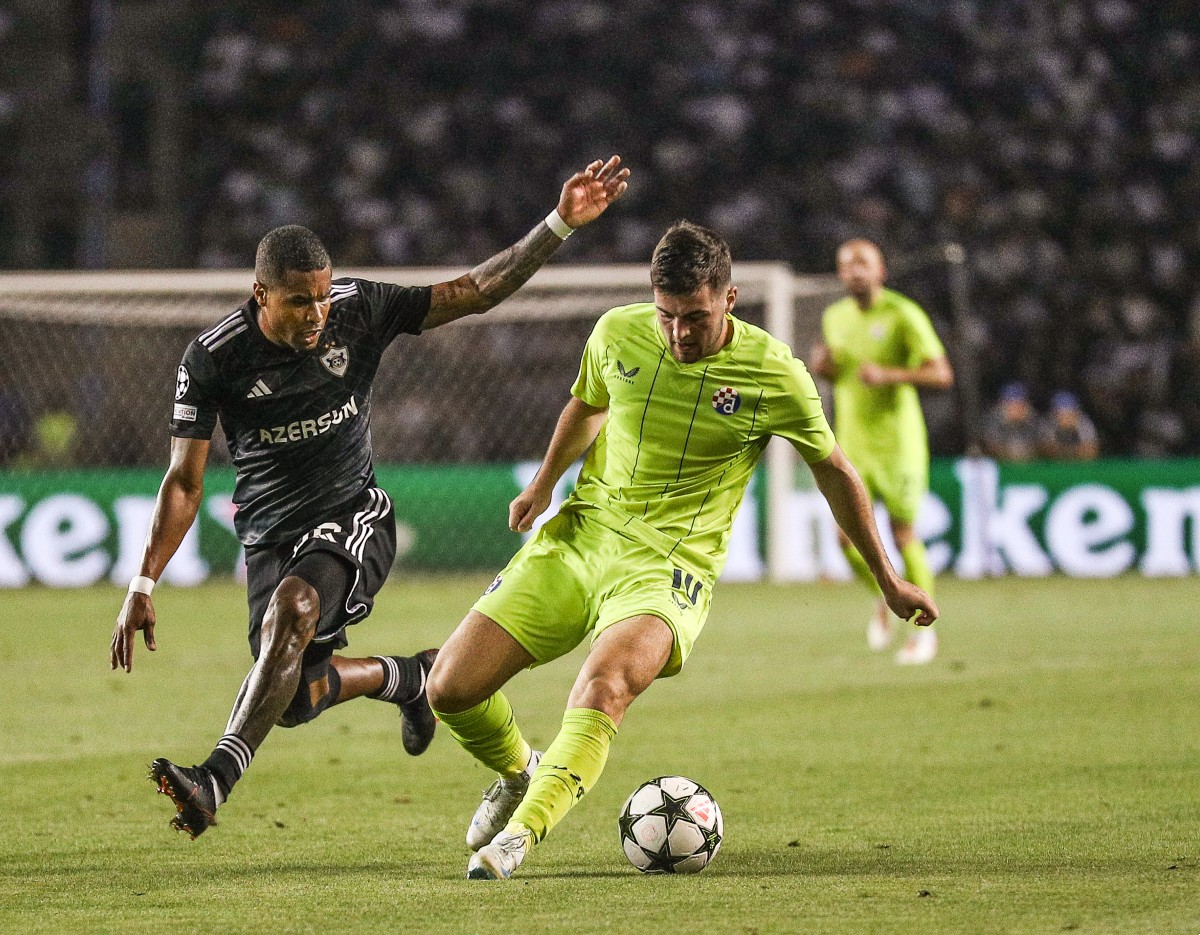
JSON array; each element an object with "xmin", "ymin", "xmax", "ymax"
[
  {"xmin": 467, "ymin": 828, "xmax": 532, "ymax": 880},
  {"xmin": 466, "ymin": 750, "xmax": 542, "ymax": 851},
  {"xmin": 896, "ymin": 627, "xmax": 938, "ymax": 665},
  {"xmin": 867, "ymin": 601, "xmax": 894, "ymax": 651}
]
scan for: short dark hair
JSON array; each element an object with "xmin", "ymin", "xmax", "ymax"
[
  {"xmin": 255, "ymin": 225, "xmax": 331, "ymax": 287},
  {"xmin": 650, "ymin": 221, "xmax": 732, "ymax": 295}
]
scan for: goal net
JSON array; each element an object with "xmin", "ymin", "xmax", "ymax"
[{"xmin": 0, "ymin": 261, "xmax": 945, "ymax": 585}]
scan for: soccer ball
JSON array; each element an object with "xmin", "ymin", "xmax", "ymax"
[{"xmin": 618, "ymin": 776, "xmax": 723, "ymax": 874}]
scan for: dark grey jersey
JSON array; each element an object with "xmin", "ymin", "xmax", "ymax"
[{"xmin": 169, "ymin": 277, "xmax": 431, "ymax": 549}]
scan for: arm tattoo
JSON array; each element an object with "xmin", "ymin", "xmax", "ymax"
[
  {"xmin": 425, "ymin": 221, "xmax": 566, "ymax": 328},
  {"xmin": 468, "ymin": 221, "xmax": 565, "ymax": 310}
]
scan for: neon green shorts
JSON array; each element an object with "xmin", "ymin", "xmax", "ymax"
[
  {"xmin": 472, "ymin": 510, "xmax": 712, "ymax": 678},
  {"xmin": 852, "ymin": 454, "xmax": 928, "ymax": 525}
]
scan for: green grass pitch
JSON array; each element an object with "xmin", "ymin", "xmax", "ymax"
[{"xmin": 1, "ymin": 575, "xmax": 1197, "ymax": 934}]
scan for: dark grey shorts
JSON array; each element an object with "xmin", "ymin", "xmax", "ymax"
[{"xmin": 245, "ymin": 486, "xmax": 397, "ymax": 659}]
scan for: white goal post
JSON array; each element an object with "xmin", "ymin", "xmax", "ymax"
[{"xmin": 0, "ymin": 263, "xmax": 844, "ymax": 582}]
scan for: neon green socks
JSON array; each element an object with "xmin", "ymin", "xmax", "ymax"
[
  {"xmin": 508, "ymin": 708, "xmax": 617, "ymax": 843},
  {"xmin": 900, "ymin": 539, "xmax": 935, "ymax": 599},
  {"xmin": 841, "ymin": 543, "xmax": 882, "ymax": 596},
  {"xmin": 440, "ymin": 700, "xmax": 620, "ymax": 845},
  {"xmin": 432, "ymin": 692, "xmax": 530, "ymax": 777}
]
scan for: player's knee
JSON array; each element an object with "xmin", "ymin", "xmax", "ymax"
[
  {"xmin": 425, "ymin": 665, "xmax": 460, "ymax": 714},
  {"xmin": 426, "ymin": 661, "xmax": 479, "ymax": 715},
  {"xmin": 277, "ymin": 656, "xmax": 341, "ymax": 728},
  {"xmin": 261, "ymin": 578, "xmax": 320, "ymax": 652}
]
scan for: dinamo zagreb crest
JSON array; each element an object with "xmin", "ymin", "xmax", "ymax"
[{"xmin": 711, "ymin": 386, "xmax": 741, "ymax": 415}]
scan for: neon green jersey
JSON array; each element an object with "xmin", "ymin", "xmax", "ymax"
[
  {"xmin": 821, "ymin": 287, "xmax": 945, "ymax": 463},
  {"xmin": 565, "ymin": 303, "xmax": 834, "ymax": 580}
]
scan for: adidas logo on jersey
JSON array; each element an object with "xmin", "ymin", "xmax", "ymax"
[{"xmin": 246, "ymin": 379, "xmax": 273, "ymax": 399}]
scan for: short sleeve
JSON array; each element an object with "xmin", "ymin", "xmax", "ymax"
[
  {"xmin": 358, "ymin": 279, "xmax": 432, "ymax": 344},
  {"xmin": 169, "ymin": 341, "xmax": 220, "ymax": 439},
  {"xmin": 899, "ymin": 301, "xmax": 946, "ymax": 368},
  {"xmin": 768, "ymin": 352, "xmax": 836, "ymax": 464},
  {"xmin": 570, "ymin": 321, "xmax": 611, "ymax": 408}
]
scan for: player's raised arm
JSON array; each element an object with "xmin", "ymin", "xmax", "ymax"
[
  {"xmin": 806, "ymin": 444, "xmax": 939, "ymax": 626},
  {"xmin": 421, "ymin": 156, "xmax": 630, "ymax": 330},
  {"xmin": 110, "ymin": 436, "xmax": 210, "ymax": 672}
]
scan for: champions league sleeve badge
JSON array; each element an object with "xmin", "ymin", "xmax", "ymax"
[
  {"xmin": 319, "ymin": 345, "xmax": 350, "ymax": 377},
  {"xmin": 711, "ymin": 386, "xmax": 741, "ymax": 415},
  {"xmin": 175, "ymin": 365, "xmax": 190, "ymax": 400}
]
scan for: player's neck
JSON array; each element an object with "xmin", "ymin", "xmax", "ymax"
[
  {"xmin": 253, "ymin": 302, "xmax": 291, "ymax": 351},
  {"xmin": 704, "ymin": 315, "xmax": 733, "ymax": 359},
  {"xmin": 853, "ymin": 286, "xmax": 882, "ymax": 310}
]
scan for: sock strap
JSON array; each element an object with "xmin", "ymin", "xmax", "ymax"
[{"xmin": 563, "ymin": 707, "xmax": 618, "ymax": 738}]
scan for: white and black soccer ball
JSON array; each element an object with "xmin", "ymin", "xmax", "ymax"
[{"xmin": 618, "ymin": 776, "xmax": 723, "ymax": 874}]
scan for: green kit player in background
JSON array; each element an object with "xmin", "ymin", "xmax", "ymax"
[
  {"xmin": 425, "ymin": 222, "xmax": 939, "ymax": 880},
  {"xmin": 811, "ymin": 239, "xmax": 955, "ymax": 665}
]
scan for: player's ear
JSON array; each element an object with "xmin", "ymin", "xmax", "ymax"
[
  {"xmin": 252, "ymin": 281, "xmax": 268, "ymax": 307},
  {"xmin": 724, "ymin": 285, "xmax": 737, "ymax": 313}
]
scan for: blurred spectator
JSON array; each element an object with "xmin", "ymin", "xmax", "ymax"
[
  {"xmin": 173, "ymin": 1, "xmax": 1197, "ymax": 456},
  {"xmin": 1039, "ymin": 391, "xmax": 1099, "ymax": 460},
  {"xmin": 982, "ymin": 383, "xmax": 1040, "ymax": 462},
  {"xmin": 5, "ymin": 1, "xmax": 1199, "ymax": 459},
  {"xmin": 12, "ymin": 410, "xmax": 79, "ymax": 471}
]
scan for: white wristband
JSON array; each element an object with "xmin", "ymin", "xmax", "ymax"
[
  {"xmin": 128, "ymin": 575, "xmax": 155, "ymax": 596},
  {"xmin": 544, "ymin": 209, "xmax": 574, "ymax": 240}
]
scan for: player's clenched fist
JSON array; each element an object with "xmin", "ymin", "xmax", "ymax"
[{"xmin": 509, "ymin": 485, "xmax": 553, "ymax": 534}]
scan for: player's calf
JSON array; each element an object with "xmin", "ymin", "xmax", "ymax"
[{"xmin": 277, "ymin": 652, "xmax": 342, "ymax": 728}]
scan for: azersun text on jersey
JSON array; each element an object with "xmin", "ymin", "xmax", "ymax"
[{"xmin": 169, "ymin": 278, "xmax": 430, "ymax": 548}]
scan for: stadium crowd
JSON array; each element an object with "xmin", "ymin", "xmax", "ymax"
[
  {"xmin": 186, "ymin": 0, "xmax": 1198, "ymax": 457},
  {"xmin": 1, "ymin": 1, "xmax": 1197, "ymax": 465}
]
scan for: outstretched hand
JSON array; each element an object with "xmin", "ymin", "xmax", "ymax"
[
  {"xmin": 883, "ymin": 579, "xmax": 939, "ymax": 628},
  {"xmin": 556, "ymin": 156, "xmax": 630, "ymax": 229},
  {"xmin": 111, "ymin": 592, "xmax": 157, "ymax": 672}
]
